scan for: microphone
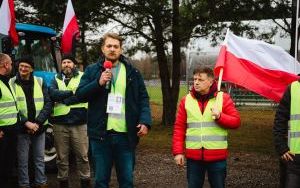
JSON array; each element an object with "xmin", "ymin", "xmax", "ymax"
[{"xmin": 103, "ymin": 61, "xmax": 113, "ymax": 90}]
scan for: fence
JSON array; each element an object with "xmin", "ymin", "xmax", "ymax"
[
  {"xmin": 137, "ymin": 51, "xmax": 278, "ymax": 122},
  {"xmin": 145, "ymin": 79, "xmax": 278, "ymax": 123},
  {"xmin": 229, "ymin": 87, "xmax": 277, "ymax": 107}
]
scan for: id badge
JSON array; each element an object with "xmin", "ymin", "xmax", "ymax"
[{"xmin": 106, "ymin": 93, "xmax": 122, "ymax": 114}]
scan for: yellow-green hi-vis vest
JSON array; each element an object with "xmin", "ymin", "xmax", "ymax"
[
  {"xmin": 53, "ymin": 71, "xmax": 87, "ymax": 117},
  {"xmin": 288, "ymin": 81, "xmax": 300, "ymax": 154},
  {"xmin": 185, "ymin": 92, "xmax": 228, "ymax": 149},
  {"xmin": 107, "ymin": 63, "xmax": 127, "ymax": 132},
  {"xmin": 10, "ymin": 76, "xmax": 47, "ymax": 125},
  {"xmin": 0, "ymin": 80, "xmax": 18, "ymax": 126}
]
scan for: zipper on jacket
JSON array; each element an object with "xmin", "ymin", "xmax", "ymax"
[{"xmin": 201, "ymin": 121, "xmax": 204, "ymax": 160}]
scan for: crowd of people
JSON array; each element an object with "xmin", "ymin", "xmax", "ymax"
[
  {"xmin": 0, "ymin": 32, "xmax": 299, "ymax": 188},
  {"xmin": 0, "ymin": 32, "xmax": 151, "ymax": 188}
]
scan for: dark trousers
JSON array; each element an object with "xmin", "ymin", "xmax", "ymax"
[
  {"xmin": 187, "ymin": 159, "xmax": 227, "ymax": 188},
  {"xmin": 285, "ymin": 155, "xmax": 300, "ymax": 188},
  {"xmin": 0, "ymin": 133, "xmax": 18, "ymax": 188},
  {"xmin": 279, "ymin": 159, "xmax": 287, "ymax": 188}
]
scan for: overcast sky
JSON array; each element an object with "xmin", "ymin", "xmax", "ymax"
[
  {"xmin": 189, "ymin": 19, "xmax": 291, "ymax": 55},
  {"xmin": 86, "ymin": 19, "xmax": 291, "ymax": 59}
]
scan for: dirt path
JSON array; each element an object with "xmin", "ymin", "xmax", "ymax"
[{"xmin": 47, "ymin": 149, "xmax": 279, "ymax": 188}]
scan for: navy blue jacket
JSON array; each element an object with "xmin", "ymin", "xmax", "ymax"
[
  {"xmin": 76, "ymin": 55, "xmax": 152, "ymax": 148},
  {"xmin": 49, "ymin": 69, "xmax": 87, "ymax": 125}
]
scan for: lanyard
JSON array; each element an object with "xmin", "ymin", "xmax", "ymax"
[{"xmin": 111, "ymin": 63, "xmax": 121, "ymax": 93}]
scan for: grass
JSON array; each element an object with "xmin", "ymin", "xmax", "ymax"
[
  {"xmin": 147, "ymin": 85, "xmax": 188, "ymax": 105},
  {"xmin": 229, "ymin": 107, "xmax": 276, "ymax": 155},
  {"xmin": 139, "ymin": 106, "xmax": 277, "ymax": 156}
]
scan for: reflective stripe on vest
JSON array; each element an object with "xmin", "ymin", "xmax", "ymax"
[
  {"xmin": 53, "ymin": 71, "xmax": 87, "ymax": 117},
  {"xmin": 186, "ymin": 135, "xmax": 227, "ymax": 142},
  {"xmin": 289, "ymin": 81, "xmax": 300, "ymax": 154},
  {"xmin": 185, "ymin": 92, "xmax": 227, "ymax": 149},
  {"xmin": 10, "ymin": 76, "xmax": 47, "ymax": 125},
  {"xmin": 0, "ymin": 80, "xmax": 18, "ymax": 126},
  {"xmin": 107, "ymin": 63, "xmax": 127, "ymax": 132}
]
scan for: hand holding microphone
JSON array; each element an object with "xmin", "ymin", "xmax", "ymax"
[{"xmin": 99, "ymin": 61, "xmax": 113, "ymax": 89}]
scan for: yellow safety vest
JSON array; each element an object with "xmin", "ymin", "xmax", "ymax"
[
  {"xmin": 107, "ymin": 63, "xmax": 127, "ymax": 132},
  {"xmin": 185, "ymin": 92, "xmax": 228, "ymax": 149},
  {"xmin": 0, "ymin": 80, "xmax": 18, "ymax": 126},
  {"xmin": 10, "ymin": 76, "xmax": 47, "ymax": 125},
  {"xmin": 288, "ymin": 81, "xmax": 300, "ymax": 154},
  {"xmin": 53, "ymin": 71, "xmax": 87, "ymax": 116}
]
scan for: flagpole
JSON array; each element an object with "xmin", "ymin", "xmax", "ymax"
[
  {"xmin": 186, "ymin": 47, "xmax": 190, "ymax": 93},
  {"xmin": 294, "ymin": 0, "xmax": 299, "ymax": 71},
  {"xmin": 212, "ymin": 68, "xmax": 223, "ymax": 120},
  {"xmin": 217, "ymin": 68, "xmax": 223, "ymax": 92}
]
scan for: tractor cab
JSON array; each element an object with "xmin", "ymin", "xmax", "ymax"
[{"xmin": 0, "ymin": 23, "xmax": 61, "ymax": 85}]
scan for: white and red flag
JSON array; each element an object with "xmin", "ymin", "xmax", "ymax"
[
  {"xmin": 0, "ymin": 0, "xmax": 19, "ymax": 45},
  {"xmin": 214, "ymin": 30, "xmax": 300, "ymax": 102},
  {"xmin": 61, "ymin": 0, "xmax": 80, "ymax": 54}
]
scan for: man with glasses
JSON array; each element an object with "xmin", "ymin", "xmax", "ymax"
[{"xmin": 10, "ymin": 56, "xmax": 52, "ymax": 188}]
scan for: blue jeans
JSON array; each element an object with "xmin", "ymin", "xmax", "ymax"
[
  {"xmin": 17, "ymin": 133, "xmax": 47, "ymax": 187},
  {"xmin": 90, "ymin": 134, "xmax": 135, "ymax": 188},
  {"xmin": 187, "ymin": 159, "xmax": 226, "ymax": 188}
]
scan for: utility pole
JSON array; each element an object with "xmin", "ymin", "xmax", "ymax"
[{"xmin": 294, "ymin": 0, "xmax": 299, "ymax": 61}]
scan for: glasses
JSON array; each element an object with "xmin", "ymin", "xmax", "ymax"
[{"xmin": 19, "ymin": 64, "xmax": 32, "ymax": 69}]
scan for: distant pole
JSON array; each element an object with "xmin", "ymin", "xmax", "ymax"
[
  {"xmin": 294, "ymin": 0, "xmax": 299, "ymax": 72},
  {"xmin": 186, "ymin": 49, "xmax": 190, "ymax": 93}
]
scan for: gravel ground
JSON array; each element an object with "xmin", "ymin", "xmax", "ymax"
[{"xmin": 47, "ymin": 149, "xmax": 279, "ymax": 188}]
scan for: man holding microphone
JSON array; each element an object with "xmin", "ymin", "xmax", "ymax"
[{"xmin": 76, "ymin": 33, "xmax": 152, "ymax": 188}]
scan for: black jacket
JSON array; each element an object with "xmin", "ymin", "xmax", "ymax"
[
  {"xmin": 273, "ymin": 80, "xmax": 300, "ymax": 155},
  {"xmin": 49, "ymin": 69, "xmax": 87, "ymax": 125},
  {"xmin": 76, "ymin": 55, "xmax": 152, "ymax": 149},
  {"xmin": 12, "ymin": 73, "xmax": 52, "ymax": 135}
]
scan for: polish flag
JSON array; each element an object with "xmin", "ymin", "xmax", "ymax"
[
  {"xmin": 0, "ymin": 0, "xmax": 19, "ymax": 45},
  {"xmin": 214, "ymin": 30, "xmax": 300, "ymax": 102},
  {"xmin": 61, "ymin": 0, "xmax": 80, "ymax": 54}
]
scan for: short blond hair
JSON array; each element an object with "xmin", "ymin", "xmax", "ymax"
[{"xmin": 101, "ymin": 33, "xmax": 123, "ymax": 47}]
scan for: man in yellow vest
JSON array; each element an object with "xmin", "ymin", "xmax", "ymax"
[
  {"xmin": 274, "ymin": 78, "xmax": 300, "ymax": 187},
  {"xmin": 172, "ymin": 67, "xmax": 240, "ymax": 188},
  {"xmin": 49, "ymin": 55, "xmax": 91, "ymax": 188},
  {"xmin": 10, "ymin": 56, "xmax": 52, "ymax": 188},
  {"xmin": 76, "ymin": 33, "xmax": 152, "ymax": 188},
  {"xmin": 0, "ymin": 53, "xmax": 21, "ymax": 188}
]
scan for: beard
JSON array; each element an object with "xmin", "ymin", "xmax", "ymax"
[
  {"xmin": 105, "ymin": 53, "xmax": 121, "ymax": 63},
  {"xmin": 62, "ymin": 67, "xmax": 73, "ymax": 77}
]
